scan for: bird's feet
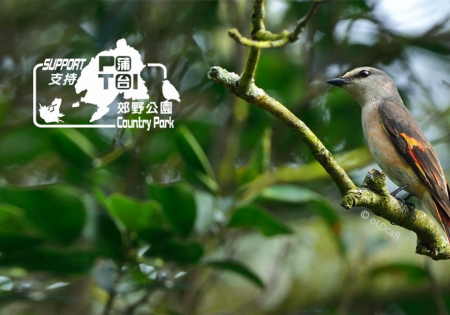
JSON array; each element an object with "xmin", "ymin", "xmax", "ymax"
[
  {"xmin": 390, "ymin": 184, "xmax": 408, "ymax": 197},
  {"xmin": 390, "ymin": 185, "xmax": 415, "ymax": 209},
  {"xmin": 389, "ymin": 186, "xmax": 415, "ymax": 226},
  {"xmin": 392, "ymin": 195, "xmax": 415, "ymax": 210},
  {"xmin": 405, "ymin": 199, "xmax": 415, "ymax": 210}
]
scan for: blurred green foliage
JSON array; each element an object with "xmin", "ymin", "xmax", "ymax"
[{"xmin": 0, "ymin": 0, "xmax": 450, "ymax": 314}]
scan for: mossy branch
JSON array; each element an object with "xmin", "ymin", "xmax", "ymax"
[
  {"xmin": 207, "ymin": 66, "xmax": 450, "ymax": 260},
  {"xmin": 209, "ymin": 67, "xmax": 355, "ymax": 194},
  {"xmin": 238, "ymin": 0, "xmax": 265, "ymax": 92},
  {"xmin": 229, "ymin": 0, "xmax": 321, "ymax": 49},
  {"xmin": 238, "ymin": 0, "xmax": 321, "ymax": 92}
]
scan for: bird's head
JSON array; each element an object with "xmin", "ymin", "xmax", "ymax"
[{"xmin": 326, "ymin": 66, "xmax": 401, "ymax": 106}]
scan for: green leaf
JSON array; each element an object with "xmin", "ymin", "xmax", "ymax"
[
  {"xmin": 258, "ymin": 185, "xmax": 321, "ymax": 204},
  {"xmin": 258, "ymin": 185, "xmax": 340, "ymax": 227},
  {"xmin": 0, "ymin": 204, "xmax": 25, "ymax": 232},
  {"xmin": 137, "ymin": 227, "xmax": 173, "ymax": 244},
  {"xmin": 0, "ymin": 92, "xmax": 10, "ymax": 125},
  {"xmin": 202, "ymin": 259, "xmax": 265, "ymax": 289},
  {"xmin": 148, "ymin": 183, "xmax": 196, "ymax": 238},
  {"xmin": 185, "ymin": 168, "xmax": 219, "ymax": 194},
  {"xmin": 91, "ymin": 186, "xmax": 108, "ymax": 209},
  {"xmin": 176, "ymin": 125, "xmax": 218, "ymax": 193},
  {"xmin": 0, "ymin": 205, "xmax": 45, "ymax": 252},
  {"xmin": 95, "ymin": 213, "xmax": 124, "ymax": 260},
  {"xmin": 107, "ymin": 194, "xmax": 162, "ymax": 231},
  {"xmin": 0, "ymin": 185, "xmax": 86, "ymax": 244},
  {"xmin": 176, "ymin": 125, "xmax": 215, "ymax": 178},
  {"xmin": 368, "ymin": 263, "xmax": 428, "ymax": 282},
  {"xmin": 238, "ymin": 127, "xmax": 272, "ymax": 185},
  {"xmin": 51, "ymin": 129, "xmax": 98, "ymax": 169},
  {"xmin": 239, "ymin": 147, "xmax": 373, "ymax": 204},
  {"xmin": 228, "ymin": 204, "xmax": 292, "ymax": 236},
  {"xmin": 59, "ymin": 129, "xmax": 98, "ymax": 158},
  {"xmin": 257, "ymin": 185, "xmax": 343, "ymax": 252},
  {"xmin": 145, "ymin": 240, "xmax": 204, "ymax": 263},
  {"xmin": 194, "ymin": 191, "xmax": 216, "ymax": 235},
  {"xmin": 0, "ymin": 249, "xmax": 96, "ymax": 273},
  {"xmin": 0, "ymin": 234, "xmax": 43, "ymax": 252},
  {"xmin": 0, "ymin": 128, "xmax": 51, "ymax": 166}
]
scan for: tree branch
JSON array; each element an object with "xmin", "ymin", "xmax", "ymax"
[
  {"xmin": 238, "ymin": 0, "xmax": 265, "ymax": 92},
  {"xmin": 228, "ymin": 1, "xmax": 321, "ymax": 49},
  {"xmin": 207, "ymin": 66, "xmax": 450, "ymax": 260},
  {"xmin": 209, "ymin": 66, "xmax": 356, "ymax": 195}
]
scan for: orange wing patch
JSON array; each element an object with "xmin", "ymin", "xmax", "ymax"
[
  {"xmin": 399, "ymin": 132, "xmax": 426, "ymax": 176},
  {"xmin": 399, "ymin": 133, "xmax": 425, "ymax": 152},
  {"xmin": 431, "ymin": 170, "xmax": 440, "ymax": 187}
]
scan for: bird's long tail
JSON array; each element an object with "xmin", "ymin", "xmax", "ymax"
[{"xmin": 432, "ymin": 198, "xmax": 450, "ymax": 245}]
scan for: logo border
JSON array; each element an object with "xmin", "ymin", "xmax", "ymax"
[{"xmin": 33, "ymin": 63, "xmax": 168, "ymax": 128}]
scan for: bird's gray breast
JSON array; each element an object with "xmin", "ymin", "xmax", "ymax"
[{"xmin": 361, "ymin": 102, "xmax": 417, "ymax": 189}]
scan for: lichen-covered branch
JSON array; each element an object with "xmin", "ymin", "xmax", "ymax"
[
  {"xmin": 238, "ymin": 0, "xmax": 265, "ymax": 92},
  {"xmin": 237, "ymin": 0, "xmax": 320, "ymax": 91},
  {"xmin": 229, "ymin": 1, "xmax": 321, "ymax": 49},
  {"xmin": 343, "ymin": 170, "xmax": 450, "ymax": 260},
  {"xmin": 207, "ymin": 66, "xmax": 450, "ymax": 260},
  {"xmin": 239, "ymin": 47, "xmax": 260, "ymax": 93},
  {"xmin": 208, "ymin": 66, "xmax": 356, "ymax": 195}
]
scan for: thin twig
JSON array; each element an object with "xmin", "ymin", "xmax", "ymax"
[
  {"xmin": 102, "ymin": 259, "xmax": 126, "ymax": 315},
  {"xmin": 289, "ymin": 1, "xmax": 321, "ymax": 42},
  {"xmin": 124, "ymin": 290, "xmax": 152, "ymax": 314},
  {"xmin": 228, "ymin": 1, "xmax": 322, "ymax": 49}
]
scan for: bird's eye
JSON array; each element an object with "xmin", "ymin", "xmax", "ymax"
[{"xmin": 359, "ymin": 70, "xmax": 370, "ymax": 77}]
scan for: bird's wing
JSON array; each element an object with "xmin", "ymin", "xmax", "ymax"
[
  {"xmin": 379, "ymin": 101, "xmax": 450, "ymax": 214},
  {"xmin": 380, "ymin": 101, "xmax": 450, "ymax": 242}
]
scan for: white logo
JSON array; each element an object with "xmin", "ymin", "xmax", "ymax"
[{"xmin": 33, "ymin": 38, "xmax": 179, "ymax": 130}]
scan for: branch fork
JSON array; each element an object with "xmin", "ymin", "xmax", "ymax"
[
  {"xmin": 342, "ymin": 169, "xmax": 450, "ymax": 260},
  {"xmin": 228, "ymin": 1, "xmax": 322, "ymax": 49}
]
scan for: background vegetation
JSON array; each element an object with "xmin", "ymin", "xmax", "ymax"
[{"xmin": 1, "ymin": 0, "xmax": 450, "ymax": 314}]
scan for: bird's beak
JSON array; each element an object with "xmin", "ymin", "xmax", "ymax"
[{"xmin": 326, "ymin": 77, "xmax": 350, "ymax": 87}]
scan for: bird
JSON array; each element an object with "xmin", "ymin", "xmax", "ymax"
[
  {"xmin": 162, "ymin": 79, "xmax": 180, "ymax": 102},
  {"xmin": 327, "ymin": 67, "xmax": 450, "ymax": 245}
]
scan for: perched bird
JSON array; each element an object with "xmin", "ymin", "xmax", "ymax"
[
  {"xmin": 327, "ymin": 67, "xmax": 450, "ymax": 244},
  {"xmin": 162, "ymin": 79, "xmax": 180, "ymax": 102}
]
